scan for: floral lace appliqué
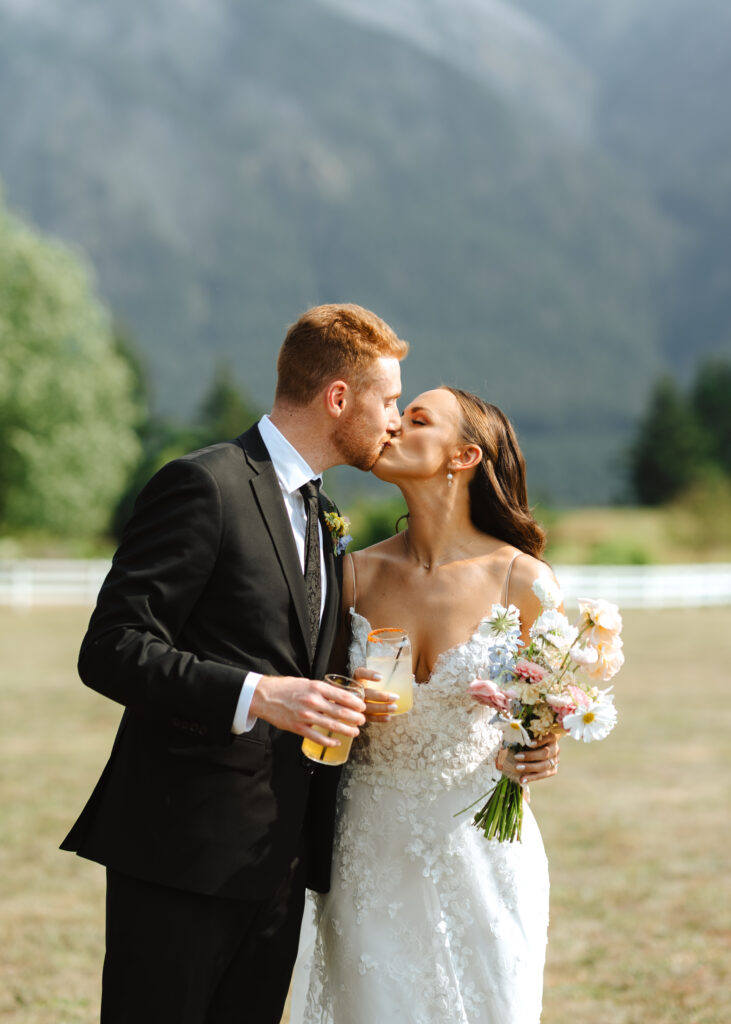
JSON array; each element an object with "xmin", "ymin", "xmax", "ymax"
[{"xmin": 302, "ymin": 610, "xmax": 549, "ymax": 1024}]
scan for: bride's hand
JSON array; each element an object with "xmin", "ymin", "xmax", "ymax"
[
  {"xmin": 352, "ymin": 667, "xmax": 399, "ymax": 724},
  {"xmin": 495, "ymin": 733, "xmax": 560, "ymax": 785}
]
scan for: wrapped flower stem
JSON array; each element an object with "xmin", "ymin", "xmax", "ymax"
[
  {"xmin": 474, "ymin": 774, "xmax": 524, "ymax": 843},
  {"xmin": 457, "ymin": 769, "xmax": 525, "ymax": 843}
]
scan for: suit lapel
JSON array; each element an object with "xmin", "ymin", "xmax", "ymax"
[{"xmin": 238, "ymin": 426, "xmax": 312, "ymax": 659}]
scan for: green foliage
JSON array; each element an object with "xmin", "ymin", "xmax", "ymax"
[
  {"xmin": 347, "ymin": 495, "xmax": 409, "ymax": 551},
  {"xmin": 111, "ymin": 361, "xmax": 262, "ymax": 538},
  {"xmin": 627, "ymin": 375, "xmax": 710, "ymax": 505},
  {"xmin": 110, "ymin": 418, "xmax": 202, "ymax": 539},
  {"xmin": 668, "ymin": 471, "xmax": 731, "ymax": 551},
  {"xmin": 196, "ymin": 361, "xmax": 261, "ymax": 447},
  {"xmin": 587, "ymin": 540, "xmax": 651, "ymax": 566},
  {"xmin": 628, "ymin": 358, "xmax": 731, "ymax": 507},
  {"xmin": 0, "ymin": 194, "xmax": 142, "ymax": 536},
  {"xmin": 691, "ymin": 358, "xmax": 731, "ymax": 475}
]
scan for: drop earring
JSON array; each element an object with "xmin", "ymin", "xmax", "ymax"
[{"xmin": 447, "ymin": 470, "xmax": 454, "ymax": 488}]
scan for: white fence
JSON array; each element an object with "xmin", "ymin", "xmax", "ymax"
[
  {"xmin": 0, "ymin": 560, "xmax": 111, "ymax": 609},
  {"xmin": 553, "ymin": 563, "xmax": 731, "ymax": 609},
  {"xmin": 0, "ymin": 559, "xmax": 730, "ymax": 610}
]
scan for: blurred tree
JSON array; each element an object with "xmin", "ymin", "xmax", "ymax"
[
  {"xmin": 348, "ymin": 495, "xmax": 408, "ymax": 550},
  {"xmin": 110, "ymin": 417, "xmax": 202, "ymax": 539},
  {"xmin": 691, "ymin": 357, "xmax": 731, "ymax": 475},
  {"xmin": 111, "ymin": 360, "xmax": 261, "ymax": 539},
  {"xmin": 113, "ymin": 318, "xmax": 152, "ymax": 412},
  {"xmin": 197, "ymin": 361, "xmax": 261, "ymax": 445},
  {"xmin": 0, "ymin": 191, "xmax": 142, "ymax": 536},
  {"xmin": 628, "ymin": 376, "xmax": 709, "ymax": 505}
]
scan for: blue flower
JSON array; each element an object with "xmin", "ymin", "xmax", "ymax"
[
  {"xmin": 323, "ymin": 510, "xmax": 352, "ymax": 556},
  {"xmin": 335, "ymin": 533, "xmax": 353, "ymax": 556}
]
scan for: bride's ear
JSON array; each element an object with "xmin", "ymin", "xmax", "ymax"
[{"xmin": 449, "ymin": 444, "xmax": 482, "ymax": 474}]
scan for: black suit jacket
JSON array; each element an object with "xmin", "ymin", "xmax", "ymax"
[{"xmin": 62, "ymin": 424, "xmax": 343, "ymax": 900}]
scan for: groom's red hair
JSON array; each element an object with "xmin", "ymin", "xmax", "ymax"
[{"xmin": 275, "ymin": 304, "xmax": 409, "ymax": 405}]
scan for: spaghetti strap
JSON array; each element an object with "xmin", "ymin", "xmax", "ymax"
[
  {"xmin": 502, "ymin": 552, "xmax": 521, "ymax": 605},
  {"xmin": 347, "ymin": 552, "xmax": 357, "ymax": 611}
]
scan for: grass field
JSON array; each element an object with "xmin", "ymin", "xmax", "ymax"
[
  {"xmin": 543, "ymin": 505, "xmax": 731, "ymax": 566},
  {"xmin": 6, "ymin": 497, "xmax": 731, "ymax": 567},
  {"xmin": 1, "ymin": 606, "xmax": 729, "ymax": 1023}
]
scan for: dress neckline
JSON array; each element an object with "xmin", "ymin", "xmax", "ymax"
[{"xmin": 349, "ymin": 607, "xmax": 488, "ymax": 686}]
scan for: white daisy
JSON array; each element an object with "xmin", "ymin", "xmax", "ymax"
[
  {"xmin": 562, "ymin": 696, "xmax": 617, "ymax": 742},
  {"xmin": 494, "ymin": 715, "xmax": 532, "ymax": 747}
]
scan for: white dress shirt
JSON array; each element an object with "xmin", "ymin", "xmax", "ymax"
[{"xmin": 231, "ymin": 414, "xmax": 327, "ymax": 734}]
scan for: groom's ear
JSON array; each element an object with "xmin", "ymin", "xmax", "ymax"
[{"xmin": 323, "ymin": 380, "xmax": 349, "ymax": 418}]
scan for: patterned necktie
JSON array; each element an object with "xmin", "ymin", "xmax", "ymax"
[{"xmin": 299, "ymin": 479, "xmax": 322, "ymax": 659}]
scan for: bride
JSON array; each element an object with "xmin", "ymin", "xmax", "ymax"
[{"xmin": 293, "ymin": 386, "xmax": 560, "ymax": 1024}]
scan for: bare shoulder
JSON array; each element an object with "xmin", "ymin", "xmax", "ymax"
[
  {"xmin": 350, "ymin": 532, "xmax": 401, "ymax": 573},
  {"xmin": 509, "ymin": 552, "xmax": 555, "ymax": 591},
  {"xmin": 352, "ymin": 534, "xmax": 404, "ymax": 581},
  {"xmin": 504, "ymin": 550, "xmax": 557, "ymax": 614}
]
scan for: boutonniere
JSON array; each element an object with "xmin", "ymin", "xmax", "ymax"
[{"xmin": 323, "ymin": 509, "xmax": 353, "ymax": 556}]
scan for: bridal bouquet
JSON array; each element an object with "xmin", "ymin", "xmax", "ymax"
[{"xmin": 463, "ymin": 575, "xmax": 623, "ymax": 842}]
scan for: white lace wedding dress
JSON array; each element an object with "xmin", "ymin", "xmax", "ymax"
[{"xmin": 291, "ymin": 610, "xmax": 550, "ymax": 1024}]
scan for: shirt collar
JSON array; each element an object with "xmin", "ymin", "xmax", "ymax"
[{"xmin": 257, "ymin": 414, "xmax": 321, "ymax": 496}]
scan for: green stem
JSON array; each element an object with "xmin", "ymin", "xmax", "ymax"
[
  {"xmin": 555, "ymin": 621, "xmax": 592, "ymax": 682},
  {"xmin": 454, "ymin": 790, "xmax": 493, "ymax": 818},
  {"xmin": 462, "ymin": 774, "xmax": 527, "ymax": 843}
]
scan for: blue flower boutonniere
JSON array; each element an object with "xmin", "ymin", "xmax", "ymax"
[{"xmin": 323, "ymin": 510, "xmax": 353, "ymax": 556}]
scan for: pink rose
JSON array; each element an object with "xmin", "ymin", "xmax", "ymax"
[
  {"xmin": 568, "ymin": 684, "xmax": 591, "ymax": 708},
  {"xmin": 469, "ymin": 679, "xmax": 515, "ymax": 714},
  {"xmin": 556, "ymin": 704, "xmax": 578, "ymax": 728},
  {"xmin": 515, "ymin": 659, "xmax": 548, "ymax": 684}
]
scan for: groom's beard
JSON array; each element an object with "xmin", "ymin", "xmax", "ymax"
[{"xmin": 333, "ymin": 412, "xmax": 385, "ymax": 471}]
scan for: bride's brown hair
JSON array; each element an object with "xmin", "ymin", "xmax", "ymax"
[{"xmin": 442, "ymin": 387, "xmax": 546, "ymax": 559}]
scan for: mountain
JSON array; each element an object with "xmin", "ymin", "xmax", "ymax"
[
  {"xmin": 315, "ymin": 0, "xmax": 594, "ymax": 142},
  {"xmin": 514, "ymin": 0, "xmax": 731, "ymax": 373},
  {"xmin": 0, "ymin": 0, "xmax": 724, "ymax": 504}
]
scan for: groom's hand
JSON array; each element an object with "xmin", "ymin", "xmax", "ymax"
[{"xmin": 250, "ymin": 675, "xmax": 367, "ymax": 747}]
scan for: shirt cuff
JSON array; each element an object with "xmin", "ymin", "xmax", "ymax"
[{"xmin": 231, "ymin": 672, "xmax": 262, "ymax": 734}]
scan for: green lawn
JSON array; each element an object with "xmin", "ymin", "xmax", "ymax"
[
  {"xmin": 0, "ymin": 607, "xmax": 728, "ymax": 1023},
  {"xmin": 543, "ymin": 504, "xmax": 731, "ymax": 565}
]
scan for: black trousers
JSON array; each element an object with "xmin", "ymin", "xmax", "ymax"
[{"xmin": 101, "ymin": 855, "xmax": 308, "ymax": 1024}]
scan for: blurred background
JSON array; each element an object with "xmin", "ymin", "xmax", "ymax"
[
  {"xmin": 1, "ymin": 2, "xmax": 729, "ymax": 1022},
  {"xmin": 1, "ymin": 0, "xmax": 731, "ymax": 557}
]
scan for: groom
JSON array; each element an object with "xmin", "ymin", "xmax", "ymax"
[{"xmin": 62, "ymin": 303, "xmax": 408, "ymax": 1023}]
